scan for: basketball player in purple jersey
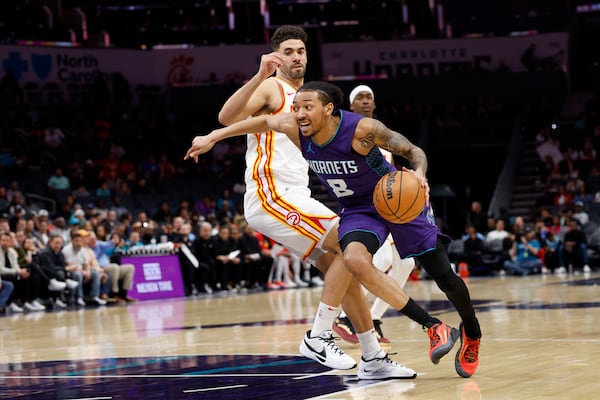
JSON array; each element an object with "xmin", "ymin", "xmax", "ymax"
[
  {"xmin": 334, "ymin": 84, "xmax": 418, "ymax": 344},
  {"xmin": 186, "ymin": 81, "xmax": 481, "ymax": 378}
]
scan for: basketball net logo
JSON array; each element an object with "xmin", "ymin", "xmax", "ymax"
[{"xmin": 286, "ymin": 211, "xmax": 301, "ymax": 226}]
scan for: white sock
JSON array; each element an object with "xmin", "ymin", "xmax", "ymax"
[
  {"xmin": 357, "ymin": 329, "xmax": 382, "ymax": 360},
  {"xmin": 267, "ymin": 258, "xmax": 277, "ymax": 283},
  {"xmin": 311, "ymin": 302, "xmax": 338, "ymax": 337},
  {"xmin": 276, "ymin": 255, "xmax": 288, "ymax": 282},
  {"xmin": 290, "ymin": 255, "xmax": 301, "ymax": 281}
]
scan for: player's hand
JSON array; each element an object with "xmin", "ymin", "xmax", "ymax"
[
  {"xmin": 184, "ymin": 134, "xmax": 217, "ymax": 162},
  {"xmin": 258, "ymin": 52, "xmax": 286, "ymax": 79},
  {"xmin": 402, "ymin": 167, "xmax": 430, "ymax": 205}
]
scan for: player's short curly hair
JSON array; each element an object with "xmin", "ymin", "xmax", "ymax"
[
  {"xmin": 297, "ymin": 81, "xmax": 344, "ymax": 109},
  {"xmin": 270, "ymin": 25, "xmax": 308, "ymax": 51}
]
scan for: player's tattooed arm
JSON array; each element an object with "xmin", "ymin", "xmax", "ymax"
[
  {"xmin": 354, "ymin": 118, "xmax": 428, "ymax": 176},
  {"xmin": 366, "ymin": 118, "xmax": 428, "ymax": 175}
]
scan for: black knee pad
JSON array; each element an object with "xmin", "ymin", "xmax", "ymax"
[{"xmin": 339, "ymin": 231, "xmax": 380, "ymax": 254}]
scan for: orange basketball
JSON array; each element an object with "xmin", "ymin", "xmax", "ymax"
[{"xmin": 373, "ymin": 170, "xmax": 426, "ymax": 224}]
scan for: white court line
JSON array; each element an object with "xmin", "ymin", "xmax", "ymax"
[
  {"xmin": 1, "ymin": 373, "xmax": 315, "ymax": 379},
  {"xmin": 183, "ymin": 384, "xmax": 247, "ymax": 393},
  {"xmin": 293, "ymin": 370, "xmax": 340, "ymax": 380}
]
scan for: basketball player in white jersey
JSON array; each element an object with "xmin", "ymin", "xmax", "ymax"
[
  {"xmin": 333, "ymin": 85, "xmax": 416, "ymax": 344},
  {"xmin": 214, "ymin": 25, "xmax": 416, "ymax": 379}
]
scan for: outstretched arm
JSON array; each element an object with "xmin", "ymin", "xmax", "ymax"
[{"xmin": 184, "ymin": 113, "xmax": 299, "ymax": 162}]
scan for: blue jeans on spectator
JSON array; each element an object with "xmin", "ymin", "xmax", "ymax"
[
  {"xmin": 558, "ymin": 243, "xmax": 589, "ymax": 269},
  {"xmin": 71, "ymin": 271, "xmax": 84, "ymax": 299},
  {"xmin": 73, "ymin": 270, "xmax": 102, "ymax": 299},
  {"xmin": 0, "ymin": 280, "xmax": 14, "ymax": 308},
  {"xmin": 504, "ymin": 258, "xmax": 542, "ymax": 276}
]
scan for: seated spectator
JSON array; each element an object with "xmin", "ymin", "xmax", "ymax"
[
  {"xmin": 6, "ymin": 181, "xmax": 23, "ymax": 203},
  {"xmin": 463, "ymin": 225, "xmax": 485, "ymax": 269},
  {"xmin": 34, "ymin": 218, "xmax": 52, "ymax": 249},
  {"xmin": 15, "ymin": 236, "xmax": 46, "ymax": 311},
  {"xmin": 126, "ymin": 230, "xmax": 144, "ymax": 248},
  {"xmin": 37, "ymin": 233, "xmax": 78, "ymax": 308},
  {"xmin": 553, "ymin": 185, "xmax": 573, "ymax": 207},
  {"xmin": 557, "ymin": 219, "xmax": 591, "ymax": 274},
  {"xmin": 62, "ymin": 230, "xmax": 105, "ymax": 306},
  {"xmin": 95, "ymin": 181, "xmax": 112, "ymax": 200},
  {"xmin": 176, "ymin": 223, "xmax": 198, "ymax": 296},
  {"xmin": 194, "ymin": 194, "xmax": 215, "ymax": 217},
  {"xmin": 216, "ymin": 201, "xmax": 235, "ymax": 224},
  {"xmin": 237, "ymin": 223, "xmax": 274, "ymax": 290},
  {"xmin": 72, "ymin": 184, "xmax": 91, "ymax": 202},
  {"xmin": 466, "ymin": 200, "xmax": 488, "ymax": 235},
  {"xmin": 79, "ymin": 231, "xmax": 109, "ymax": 301},
  {"xmin": 485, "ymin": 218, "xmax": 510, "ymax": 243},
  {"xmin": 538, "ymin": 207, "xmax": 554, "ymax": 228},
  {"xmin": 69, "ymin": 208, "xmax": 86, "ymax": 228},
  {"xmin": 192, "ymin": 222, "xmax": 216, "ymax": 294},
  {"xmin": 508, "ymin": 215, "xmax": 525, "ymax": 238},
  {"xmin": 176, "ymin": 199, "xmax": 192, "ymax": 217},
  {"xmin": 168, "ymin": 216, "xmax": 186, "ymax": 242},
  {"xmin": 93, "ymin": 224, "xmax": 108, "ymax": 242},
  {"xmin": 0, "ymin": 218, "xmax": 10, "ymax": 234},
  {"xmin": 47, "ymin": 167, "xmax": 71, "ymax": 195},
  {"xmin": 572, "ymin": 185, "xmax": 594, "ymax": 206},
  {"xmin": 87, "ymin": 231, "xmax": 136, "ymax": 302},
  {"xmin": 541, "ymin": 231, "xmax": 560, "ymax": 274},
  {"xmin": 211, "ymin": 224, "xmax": 241, "ymax": 291},
  {"xmin": 216, "ymin": 189, "xmax": 235, "ymax": 211},
  {"xmin": 504, "ymin": 227, "xmax": 543, "ymax": 276},
  {"xmin": 461, "ymin": 222, "xmax": 485, "ymax": 242},
  {"xmin": 228, "ymin": 223, "xmax": 244, "ymax": 289},
  {"xmin": 153, "ymin": 200, "xmax": 174, "ymax": 224},
  {"xmin": 110, "ymin": 196, "xmax": 130, "ymax": 220},
  {"xmin": 52, "ymin": 217, "xmax": 71, "ymax": 244},
  {"xmin": 0, "ymin": 279, "xmax": 14, "ymax": 313},
  {"xmin": 546, "ymin": 214, "xmax": 564, "ymax": 236},
  {"xmin": 9, "ymin": 204, "xmax": 26, "ymax": 232},
  {"xmin": 0, "ymin": 232, "xmax": 30, "ymax": 313},
  {"xmin": 571, "ymin": 201, "xmax": 589, "ymax": 226},
  {"xmin": 98, "ymin": 209, "xmax": 118, "ymax": 236}
]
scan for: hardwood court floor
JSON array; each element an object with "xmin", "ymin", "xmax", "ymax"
[{"xmin": 1, "ymin": 273, "xmax": 599, "ymax": 399}]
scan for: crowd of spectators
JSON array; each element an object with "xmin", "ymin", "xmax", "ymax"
[
  {"xmin": 2, "ymin": 64, "xmax": 593, "ymax": 313},
  {"xmin": 448, "ymin": 93, "xmax": 600, "ymax": 277}
]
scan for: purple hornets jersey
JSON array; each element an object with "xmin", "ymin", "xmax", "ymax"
[
  {"xmin": 298, "ymin": 110, "xmax": 447, "ymax": 258},
  {"xmin": 299, "ymin": 110, "xmax": 394, "ymax": 208}
]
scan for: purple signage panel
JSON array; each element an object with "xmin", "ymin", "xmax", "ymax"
[{"xmin": 122, "ymin": 254, "xmax": 185, "ymax": 301}]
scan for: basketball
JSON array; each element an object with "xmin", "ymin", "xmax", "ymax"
[{"xmin": 373, "ymin": 170, "xmax": 426, "ymax": 224}]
